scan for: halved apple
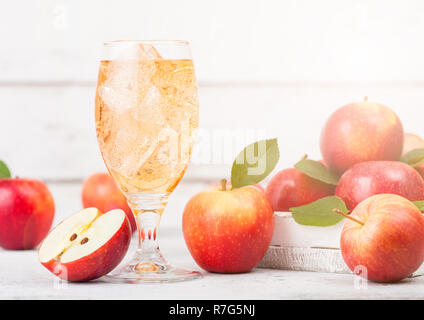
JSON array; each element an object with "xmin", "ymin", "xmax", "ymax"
[{"xmin": 39, "ymin": 208, "xmax": 131, "ymax": 282}]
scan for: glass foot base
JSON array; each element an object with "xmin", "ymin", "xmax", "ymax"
[
  {"xmin": 101, "ymin": 195, "xmax": 201, "ymax": 283},
  {"xmin": 102, "ymin": 262, "xmax": 202, "ymax": 283}
]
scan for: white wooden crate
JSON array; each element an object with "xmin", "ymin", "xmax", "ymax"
[{"xmin": 258, "ymin": 213, "xmax": 424, "ymax": 277}]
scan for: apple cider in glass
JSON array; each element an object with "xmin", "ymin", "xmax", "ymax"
[
  {"xmin": 94, "ymin": 41, "xmax": 200, "ymax": 282},
  {"xmin": 96, "ymin": 51, "xmax": 198, "ymax": 195}
]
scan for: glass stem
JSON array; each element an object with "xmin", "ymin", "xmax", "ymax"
[{"xmin": 126, "ymin": 193, "xmax": 170, "ymax": 271}]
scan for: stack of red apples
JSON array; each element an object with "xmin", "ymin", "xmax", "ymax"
[
  {"xmin": 263, "ymin": 99, "xmax": 424, "ymax": 282},
  {"xmin": 183, "ymin": 98, "xmax": 424, "ymax": 283}
]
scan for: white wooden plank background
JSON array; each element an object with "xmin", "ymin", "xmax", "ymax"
[
  {"xmin": 1, "ymin": 85, "xmax": 424, "ymax": 181},
  {"xmin": 2, "ymin": 0, "xmax": 424, "ymax": 84},
  {"xmin": 1, "ymin": 0, "xmax": 424, "ymax": 181}
]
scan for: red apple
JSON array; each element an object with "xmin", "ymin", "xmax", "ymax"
[
  {"xmin": 82, "ymin": 173, "xmax": 136, "ymax": 232},
  {"xmin": 403, "ymin": 133, "xmax": 424, "ymax": 154},
  {"xmin": 183, "ymin": 184, "xmax": 274, "ymax": 273},
  {"xmin": 403, "ymin": 133, "xmax": 424, "ymax": 179},
  {"xmin": 211, "ymin": 180, "xmax": 264, "ymax": 193},
  {"xmin": 0, "ymin": 178, "xmax": 55, "ymax": 250},
  {"xmin": 265, "ymin": 168, "xmax": 335, "ymax": 212},
  {"xmin": 39, "ymin": 208, "xmax": 131, "ymax": 282},
  {"xmin": 339, "ymin": 194, "xmax": 424, "ymax": 282},
  {"xmin": 335, "ymin": 161, "xmax": 424, "ymax": 211},
  {"xmin": 320, "ymin": 100, "xmax": 404, "ymax": 174}
]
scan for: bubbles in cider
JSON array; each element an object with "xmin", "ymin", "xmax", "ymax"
[{"xmin": 95, "ymin": 46, "xmax": 199, "ymax": 194}]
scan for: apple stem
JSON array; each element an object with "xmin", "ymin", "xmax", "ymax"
[
  {"xmin": 301, "ymin": 154, "xmax": 308, "ymax": 161},
  {"xmin": 220, "ymin": 178, "xmax": 227, "ymax": 191},
  {"xmin": 332, "ymin": 208, "xmax": 364, "ymax": 226},
  {"xmin": 364, "ymin": 96, "xmax": 368, "ymax": 103}
]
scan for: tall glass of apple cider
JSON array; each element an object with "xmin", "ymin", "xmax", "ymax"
[{"xmin": 95, "ymin": 40, "xmax": 200, "ymax": 282}]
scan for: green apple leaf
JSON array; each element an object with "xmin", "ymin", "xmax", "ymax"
[
  {"xmin": 290, "ymin": 196, "xmax": 348, "ymax": 227},
  {"xmin": 294, "ymin": 157, "xmax": 340, "ymax": 185},
  {"xmin": 231, "ymin": 138, "xmax": 279, "ymax": 189},
  {"xmin": 413, "ymin": 201, "xmax": 424, "ymax": 211},
  {"xmin": 411, "ymin": 157, "xmax": 424, "ymax": 168},
  {"xmin": 0, "ymin": 160, "xmax": 11, "ymax": 178},
  {"xmin": 401, "ymin": 148, "xmax": 424, "ymax": 167}
]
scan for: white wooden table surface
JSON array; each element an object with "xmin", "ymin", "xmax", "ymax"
[{"xmin": 1, "ymin": 181, "xmax": 423, "ymax": 300}]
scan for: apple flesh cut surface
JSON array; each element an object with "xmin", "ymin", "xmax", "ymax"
[
  {"xmin": 39, "ymin": 208, "xmax": 131, "ymax": 282},
  {"xmin": 320, "ymin": 100, "xmax": 404, "ymax": 175},
  {"xmin": 340, "ymin": 194, "xmax": 424, "ymax": 283}
]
